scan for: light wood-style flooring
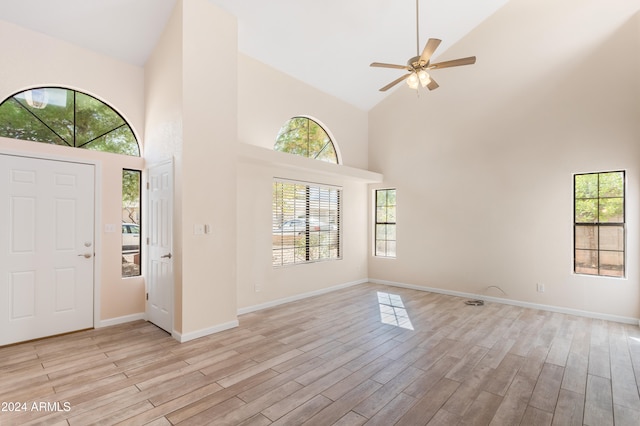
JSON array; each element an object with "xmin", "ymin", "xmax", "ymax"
[{"xmin": 1, "ymin": 283, "xmax": 640, "ymax": 425}]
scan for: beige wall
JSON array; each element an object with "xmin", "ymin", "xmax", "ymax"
[
  {"xmin": 236, "ymin": 56, "xmax": 374, "ymax": 310},
  {"xmin": 236, "ymin": 147, "xmax": 377, "ymax": 310},
  {"xmin": 368, "ymin": 0, "xmax": 640, "ymax": 320},
  {"xmin": 0, "ymin": 20, "xmax": 145, "ymax": 143},
  {"xmin": 144, "ymin": 1, "xmax": 184, "ymax": 332},
  {"xmin": 0, "ymin": 20, "xmax": 146, "ymax": 322},
  {"xmin": 181, "ymin": 0, "xmax": 238, "ymax": 334},
  {"xmin": 238, "ymin": 54, "xmax": 369, "ymax": 169},
  {"xmin": 145, "ymin": 0, "xmax": 238, "ymax": 337}
]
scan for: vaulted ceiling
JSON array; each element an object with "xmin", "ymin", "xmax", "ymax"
[{"xmin": 0, "ymin": 0, "xmax": 510, "ymax": 110}]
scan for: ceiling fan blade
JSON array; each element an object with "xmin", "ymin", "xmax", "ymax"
[
  {"xmin": 379, "ymin": 74, "xmax": 411, "ymax": 92},
  {"xmin": 429, "ymin": 56, "xmax": 476, "ymax": 70},
  {"xmin": 419, "ymin": 38, "xmax": 442, "ymax": 64},
  {"xmin": 370, "ymin": 62, "xmax": 409, "ymax": 70},
  {"xmin": 427, "ymin": 78, "xmax": 439, "ymax": 91}
]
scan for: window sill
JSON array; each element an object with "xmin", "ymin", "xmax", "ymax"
[{"xmin": 237, "ymin": 143, "xmax": 383, "ymax": 184}]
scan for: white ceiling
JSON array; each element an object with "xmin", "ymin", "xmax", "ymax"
[{"xmin": 0, "ymin": 0, "xmax": 509, "ymax": 111}]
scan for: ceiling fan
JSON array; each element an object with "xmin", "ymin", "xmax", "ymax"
[{"xmin": 370, "ymin": 0, "xmax": 476, "ymax": 92}]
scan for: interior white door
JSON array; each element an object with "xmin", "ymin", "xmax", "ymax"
[
  {"xmin": 147, "ymin": 160, "xmax": 173, "ymax": 333},
  {"xmin": 0, "ymin": 154, "xmax": 94, "ymax": 346}
]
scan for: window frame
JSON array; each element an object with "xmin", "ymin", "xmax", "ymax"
[
  {"xmin": 0, "ymin": 86, "xmax": 140, "ymax": 156},
  {"xmin": 272, "ymin": 179, "xmax": 342, "ymax": 267},
  {"xmin": 274, "ymin": 116, "xmax": 340, "ymax": 164},
  {"xmin": 573, "ymin": 170, "xmax": 626, "ymax": 278},
  {"xmin": 375, "ymin": 188, "xmax": 397, "ymax": 258},
  {"xmin": 122, "ymin": 168, "xmax": 142, "ymax": 278}
]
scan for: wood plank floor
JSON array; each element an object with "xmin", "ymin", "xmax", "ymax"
[{"xmin": 1, "ymin": 283, "xmax": 640, "ymax": 425}]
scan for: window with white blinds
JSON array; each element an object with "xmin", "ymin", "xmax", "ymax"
[{"xmin": 272, "ymin": 180, "xmax": 341, "ymax": 266}]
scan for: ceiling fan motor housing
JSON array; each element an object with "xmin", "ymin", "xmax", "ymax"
[{"xmin": 408, "ymin": 55, "xmax": 427, "ymax": 71}]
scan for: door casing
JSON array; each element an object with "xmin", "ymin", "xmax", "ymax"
[{"xmin": 0, "ymin": 149, "xmax": 102, "ymax": 343}]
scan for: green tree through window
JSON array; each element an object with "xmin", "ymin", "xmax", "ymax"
[
  {"xmin": 0, "ymin": 87, "xmax": 139, "ymax": 156},
  {"xmin": 122, "ymin": 169, "xmax": 141, "ymax": 278},
  {"xmin": 574, "ymin": 171, "xmax": 625, "ymax": 277},
  {"xmin": 375, "ymin": 189, "xmax": 397, "ymax": 257},
  {"xmin": 274, "ymin": 117, "xmax": 338, "ymax": 163}
]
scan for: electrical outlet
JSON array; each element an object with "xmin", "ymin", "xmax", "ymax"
[{"xmin": 537, "ymin": 283, "xmax": 545, "ymax": 293}]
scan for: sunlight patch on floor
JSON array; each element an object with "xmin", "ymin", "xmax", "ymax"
[{"xmin": 377, "ymin": 292, "xmax": 414, "ymax": 330}]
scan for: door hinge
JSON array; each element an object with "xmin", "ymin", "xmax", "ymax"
[
  {"xmin": 146, "ymin": 181, "xmax": 150, "ymax": 190},
  {"xmin": 146, "ymin": 292, "xmax": 149, "ymax": 301},
  {"xmin": 146, "ymin": 237, "xmax": 149, "ymax": 245}
]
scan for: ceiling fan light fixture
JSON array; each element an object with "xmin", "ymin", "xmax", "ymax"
[
  {"xmin": 406, "ymin": 72, "xmax": 419, "ymax": 90},
  {"xmin": 370, "ymin": 0, "xmax": 476, "ymax": 93},
  {"xmin": 418, "ymin": 70, "xmax": 431, "ymax": 87}
]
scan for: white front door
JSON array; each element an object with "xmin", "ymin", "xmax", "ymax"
[
  {"xmin": 147, "ymin": 160, "xmax": 173, "ymax": 333},
  {"xmin": 0, "ymin": 154, "xmax": 95, "ymax": 346}
]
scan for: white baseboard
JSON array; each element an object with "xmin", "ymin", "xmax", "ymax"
[
  {"xmin": 174, "ymin": 320, "xmax": 239, "ymax": 343},
  {"xmin": 237, "ymin": 278, "xmax": 368, "ymax": 315},
  {"xmin": 96, "ymin": 313, "xmax": 146, "ymax": 328},
  {"xmin": 96, "ymin": 278, "xmax": 636, "ymax": 341},
  {"xmin": 370, "ymin": 278, "xmax": 640, "ymax": 325}
]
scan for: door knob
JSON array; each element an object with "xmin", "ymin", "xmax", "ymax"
[
  {"xmin": 78, "ymin": 253, "xmax": 92, "ymax": 258},
  {"xmin": 161, "ymin": 253, "xmax": 172, "ymax": 259}
]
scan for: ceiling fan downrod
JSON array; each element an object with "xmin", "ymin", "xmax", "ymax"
[{"xmin": 415, "ymin": 0, "xmax": 420, "ymax": 57}]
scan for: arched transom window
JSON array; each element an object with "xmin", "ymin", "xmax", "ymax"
[
  {"xmin": 0, "ymin": 87, "xmax": 139, "ymax": 156},
  {"xmin": 274, "ymin": 117, "xmax": 338, "ymax": 164}
]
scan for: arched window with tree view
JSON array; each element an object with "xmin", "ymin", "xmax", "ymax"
[
  {"xmin": 0, "ymin": 87, "xmax": 139, "ymax": 156},
  {"xmin": 274, "ymin": 117, "xmax": 339, "ymax": 164}
]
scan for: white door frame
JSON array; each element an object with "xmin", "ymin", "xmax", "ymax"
[
  {"xmin": 0, "ymin": 148, "xmax": 102, "ymax": 328},
  {"xmin": 145, "ymin": 158, "xmax": 174, "ymax": 336}
]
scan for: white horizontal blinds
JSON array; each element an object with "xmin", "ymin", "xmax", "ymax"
[
  {"xmin": 272, "ymin": 179, "xmax": 341, "ymax": 267},
  {"xmin": 309, "ymin": 185, "xmax": 340, "ymax": 261},
  {"xmin": 272, "ymin": 181, "xmax": 308, "ymax": 266}
]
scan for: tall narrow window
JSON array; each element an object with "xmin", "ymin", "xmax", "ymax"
[
  {"xmin": 272, "ymin": 180, "xmax": 341, "ymax": 266},
  {"xmin": 122, "ymin": 169, "xmax": 141, "ymax": 277},
  {"xmin": 375, "ymin": 189, "xmax": 396, "ymax": 258},
  {"xmin": 574, "ymin": 171, "xmax": 625, "ymax": 277}
]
